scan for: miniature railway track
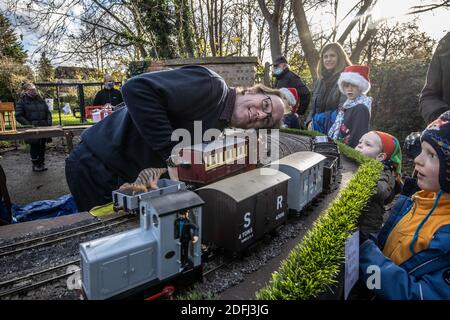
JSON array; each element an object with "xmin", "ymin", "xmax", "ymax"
[
  {"xmin": 0, "ymin": 214, "xmax": 137, "ymax": 258},
  {"xmin": 0, "ymin": 259, "xmax": 81, "ymax": 298},
  {"xmin": 267, "ymin": 133, "xmax": 312, "ymax": 159},
  {"xmin": 282, "ymin": 133, "xmax": 312, "ymax": 151}
]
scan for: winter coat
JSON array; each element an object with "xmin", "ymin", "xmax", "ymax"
[
  {"xmin": 306, "ymin": 72, "xmax": 347, "ymax": 132},
  {"xmin": 420, "ymin": 32, "xmax": 450, "ymax": 124},
  {"xmin": 335, "ymin": 104, "xmax": 370, "ymax": 148},
  {"xmin": 359, "ymin": 191, "xmax": 450, "ymax": 299},
  {"xmin": 283, "ymin": 112, "xmax": 300, "ymax": 129},
  {"xmin": 358, "ymin": 162, "xmax": 397, "ymax": 243},
  {"xmin": 15, "ymin": 94, "xmax": 52, "ymax": 127},
  {"xmin": 93, "ymin": 87, "xmax": 123, "ymax": 107},
  {"xmin": 15, "ymin": 94, "xmax": 52, "ymax": 144},
  {"xmin": 274, "ymin": 68, "xmax": 311, "ymax": 115}
]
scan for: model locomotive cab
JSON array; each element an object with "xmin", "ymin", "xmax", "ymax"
[{"xmin": 80, "ymin": 180, "xmax": 204, "ymax": 300}]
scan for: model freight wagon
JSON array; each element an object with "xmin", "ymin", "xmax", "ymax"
[
  {"xmin": 266, "ymin": 151, "xmax": 326, "ymax": 213},
  {"xmin": 197, "ymin": 168, "xmax": 290, "ymax": 253}
]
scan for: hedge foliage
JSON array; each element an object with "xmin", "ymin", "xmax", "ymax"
[{"xmin": 256, "ymin": 129, "xmax": 383, "ymax": 300}]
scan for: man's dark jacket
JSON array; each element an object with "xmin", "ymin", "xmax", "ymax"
[
  {"xmin": 420, "ymin": 32, "xmax": 450, "ymax": 124},
  {"xmin": 93, "ymin": 87, "xmax": 123, "ymax": 106},
  {"xmin": 274, "ymin": 68, "xmax": 310, "ymax": 115},
  {"xmin": 80, "ymin": 65, "xmax": 232, "ymax": 182}
]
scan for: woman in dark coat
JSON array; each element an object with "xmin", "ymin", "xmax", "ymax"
[
  {"xmin": 15, "ymin": 82, "xmax": 52, "ymax": 172},
  {"xmin": 306, "ymin": 42, "xmax": 352, "ymax": 134}
]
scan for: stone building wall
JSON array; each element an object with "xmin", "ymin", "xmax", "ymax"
[{"xmin": 148, "ymin": 57, "xmax": 258, "ymax": 87}]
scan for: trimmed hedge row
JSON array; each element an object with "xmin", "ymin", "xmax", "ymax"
[{"xmin": 256, "ymin": 129, "xmax": 383, "ymax": 300}]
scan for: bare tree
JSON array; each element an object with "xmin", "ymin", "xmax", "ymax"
[
  {"xmin": 292, "ymin": 0, "xmax": 379, "ymax": 80},
  {"xmin": 257, "ymin": 0, "xmax": 285, "ymax": 61},
  {"xmin": 409, "ymin": 0, "xmax": 450, "ymax": 14},
  {"xmin": 292, "ymin": 0, "xmax": 319, "ymax": 79},
  {"xmin": 361, "ymin": 20, "xmax": 436, "ymax": 64}
]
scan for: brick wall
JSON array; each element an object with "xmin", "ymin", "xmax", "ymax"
[{"xmin": 147, "ymin": 57, "xmax": 258, "ymax": 87}]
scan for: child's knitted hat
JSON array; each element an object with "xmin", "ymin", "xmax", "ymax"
[
  {"xmin": 374, "ymin": 131, "xmax": 402, "ymax": 174},
  {"xmin": 420, "ymin": 110, "xmax": 450, "ymax": 193},
  {"xmin": 338, "ymin": 65, "xmax": 371, "ymax": 94}
]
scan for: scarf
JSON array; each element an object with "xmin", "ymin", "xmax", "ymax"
[{"xmin": 328, "ymin": 95, "xmax": 372, "ymax": 140}]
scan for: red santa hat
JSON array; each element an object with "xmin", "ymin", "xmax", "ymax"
[
  {"xmin": 338, "ymin": 65, "xmax": 371, "ymax": 94},
  {"xmin": 279, "ymin": 87, "xmax": 299, "ymax": 113}
]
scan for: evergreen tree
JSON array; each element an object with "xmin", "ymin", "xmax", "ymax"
[
  {"xmin": 174, "ymin": 0, "xmax": 195, "ymax": 58},
  {"xmin": 0, "ymin": 12, "xmax": 30, "ymax": 101},
  {"xmin": 138, "ymin": 0, "xmax": 177, "ymax": 59},
  {"xmin": 0, "ymin": 13, "xmax": 27, "ymax": 63},
  {"xmin": 37, "ymin": 52, "xmax": 55, "ymax": 81}
]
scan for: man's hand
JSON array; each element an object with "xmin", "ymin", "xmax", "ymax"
[
  {"xmin": 168, "ymin": 166, "xmax": 179, "ymax": 181},
  {"xmin": 192, "ymin": 236, "xmax": 199, "ymax": 243}
]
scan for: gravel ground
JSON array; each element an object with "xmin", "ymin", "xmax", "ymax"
[
  {"xmin": 0, "ymin": 138, "xmax": 78, "ymax": 205},
  {"xmin": 0, "ymin": 218, "xmax": 139, "ymax": 300}
]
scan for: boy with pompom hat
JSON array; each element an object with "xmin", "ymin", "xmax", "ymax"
[{"xmin": 358, "ymin": 111, "xmax": 450, "ymax": 299}]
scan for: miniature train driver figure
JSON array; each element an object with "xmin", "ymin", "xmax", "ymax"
[{"xmin": 174, "ymin": 210, "xmax": 199, "ymax": 270}]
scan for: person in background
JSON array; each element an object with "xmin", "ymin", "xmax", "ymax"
[
  {"xmin": 15, "ymin": 81, "xmax": 52, "ymax": 172},
  {"xmin": 272, "ymin": 56, "xmax": 310, "ymax": 127},
  {"xmin": 306, "ymin": 43, "xmax": 352, "ymax": 134},
  {"xmin": 327, "ymin": 65, "xmax": 371, "ymax": 148},
  {"xmin": 280, "ymin": 88, "xmax": 300, "ymax": 129},
  {"xmin": 355, "ymin": 131, "xmax": 402, "ymax": 243},
  {"xmin": 419, "ymin": 31, "xmax": 450, "ymax": 124},
  {"xmin": 359, "ymin": 111, "xmax": 450, "ymax": 299},
  {"xmin": 93, "ymin": 74, "xmax": 123, "ymax": 107}
]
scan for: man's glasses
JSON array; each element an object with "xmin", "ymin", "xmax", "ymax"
[{"xmin": 261, "ymin": 93, "xmax": 273, "ymax": 126}]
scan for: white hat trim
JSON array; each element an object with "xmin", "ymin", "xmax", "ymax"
[
  {"xmin": 338, "ymin": 72, "xmax": 371, "ymax": 94},
  {"xmin": 279, "ymin": 88, "xmax": 296, "ymax": 107}
]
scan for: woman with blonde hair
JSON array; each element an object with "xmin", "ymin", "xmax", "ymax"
[{"xmin": 306, "ymin": 42, "xmax": 352, "ymax": 134}]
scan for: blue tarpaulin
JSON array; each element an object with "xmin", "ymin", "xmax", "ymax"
[{"xmin": 11, "ymin": 194, "xmax": 78, "ymax": 223}]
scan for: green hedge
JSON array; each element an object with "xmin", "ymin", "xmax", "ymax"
[{"xmin": 256, "ymin": 129, "xmax": 383, "ymax": 300}]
